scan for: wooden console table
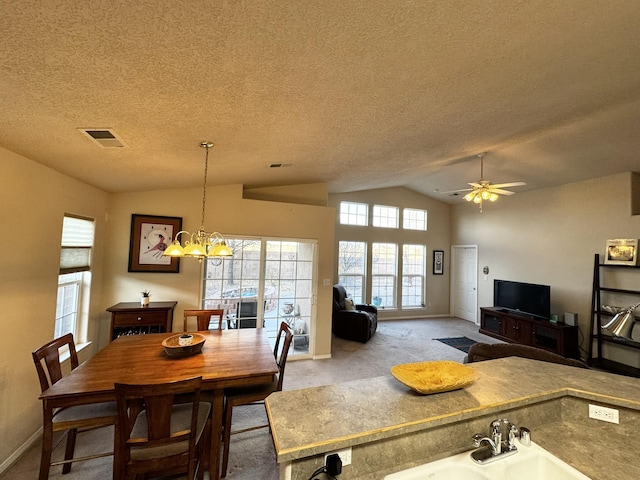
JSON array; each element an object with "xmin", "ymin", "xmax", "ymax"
[{"xmin": 106, "ymin": 301, "xmax": 177, "ymax": 341}]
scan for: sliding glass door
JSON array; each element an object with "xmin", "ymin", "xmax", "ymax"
[{"xmin": 202, "ymin": 237, "xmax": 316, "ymax": 356}]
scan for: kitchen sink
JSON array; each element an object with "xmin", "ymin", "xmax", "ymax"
[{"xmin": 384, "ymin": 440, "xmax": 591, "ymax": 480}]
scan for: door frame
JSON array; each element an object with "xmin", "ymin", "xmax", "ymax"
[{"xmin": 450, "ymin": 245, "xmax": 479, "ymax": 324}]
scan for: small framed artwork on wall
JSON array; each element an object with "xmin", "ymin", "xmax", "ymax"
[
  {"xmin": 128, "ymin": 214, "xmax": 182, "ymax": 273},
  {"xmin": 433, "ymin": 250, "xmax": 444, "ymax": 275},
  {"xmin": 604, "ymin": 239, "xmax": 638, "ymax": 266}
]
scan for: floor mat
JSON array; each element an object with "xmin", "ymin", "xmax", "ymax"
[{"xmin": 434, "ymin": 336, "xmax": 477, "ymax": 354}]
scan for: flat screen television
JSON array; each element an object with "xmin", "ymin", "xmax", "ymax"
[{"xmin": 493, "ymin": 279, "xmax": 551, "ymax": 320}]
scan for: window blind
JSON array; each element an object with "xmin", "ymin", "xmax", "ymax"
[{"xmin": 60, "ymin": 215, "xmax": 95, "ymax": 274}]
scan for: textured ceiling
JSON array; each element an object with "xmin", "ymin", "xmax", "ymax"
[{"xmin": 2, "ymin": 1, "xmax": 640, "ymax": 202}]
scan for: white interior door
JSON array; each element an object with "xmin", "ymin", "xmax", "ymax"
[{"xmin": 451, "ymin": 245, "xmax": 478, "ymax": 323}]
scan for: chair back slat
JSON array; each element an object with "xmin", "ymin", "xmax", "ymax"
[
  {"xmin": 183, "ymin": 309, "xmax": 225, "ymax": 331},
  {"xmin": 114, "ymin": 376, "xmax": 206, "ymax": 479},
  {"xmin": 32, "ymin": 333, "xmax": 79, "ymax": 393},
  {"xmin": 273, "ymin": 322, "xmax": 294, "ymax": 391}
]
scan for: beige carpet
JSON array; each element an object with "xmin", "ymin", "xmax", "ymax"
[{"xmin": 2, "ymin": 318, "xmax": 499, "ymax": 479}]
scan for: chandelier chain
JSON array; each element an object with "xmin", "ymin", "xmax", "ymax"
[
  {"xmin": 162, "ymin": 141, "xmax": 231, "ymax": 260},
  {"xmin": 199, "ymin": 142, "xmax": 213, "ymax": 230}
]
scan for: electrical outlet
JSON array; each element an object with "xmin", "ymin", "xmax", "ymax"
[
  {"xmin": 325, "ymin": 447, "xmax": 352, "ymax": 467},
  {"xmin": 589, "ymin": 404, "xmax": 619, "ymax": 424}
]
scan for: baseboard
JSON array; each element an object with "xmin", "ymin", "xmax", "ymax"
[
  {"xmin": 380, "ymin": 314, "xmax": 457, "ymax": 321},
  {"xmin": 0, "ymin": 427, "xmax": 41, "ymax": 474},
  {"xmin": 313, "ymin": 353, "xmax": 332, "ymax": 360}
]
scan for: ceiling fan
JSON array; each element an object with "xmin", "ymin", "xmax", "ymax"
[{"xmin": 443, "ymin": 152, "xmax": 526, "ymax": 211}]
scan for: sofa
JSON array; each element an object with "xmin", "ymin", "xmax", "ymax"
[
  {"xmin": 465, "ymin": 342, "xmax": 588, "ymax": 368},
  {"xmin": 332, "ymin": 284, "xmax": 378, "ymax": 343}
]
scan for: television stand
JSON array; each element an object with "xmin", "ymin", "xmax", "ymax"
[{"xmin": 479, "ymin": 307, "xmax": 579, "ymax": 358}]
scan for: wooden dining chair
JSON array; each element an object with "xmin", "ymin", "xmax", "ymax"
[
  {"xmin": 114, "ymin": 376, "xmax": 211, "ymax": 480},
  {"xmin": 221, "ymin": 321, "xmax": 294, "ymax": 477},
  {"xmin": 32, "ymin": 333, "xmax": 118, "ymax": 479},
  {"xmin": 183, "ymin": 309, "xmax": 226, "ymax": 331}
]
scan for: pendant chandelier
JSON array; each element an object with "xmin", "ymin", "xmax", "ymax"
[{"xmin": 163, "ymin": 142, "xmax": 233, "ymax": 261}]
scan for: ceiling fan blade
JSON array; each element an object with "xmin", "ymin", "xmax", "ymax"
[
  {"xmin": 491, "ymin": 188, "xmax": 516, "ymax": 196},
  {"xmin": 491, "ymin": 181, "xmax": 526, "ymax": 189},
  {"xmin": 440, "ymin": 187, "xmax": 473, "ymax": 194}
]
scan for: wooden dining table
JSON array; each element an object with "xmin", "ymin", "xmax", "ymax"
[{"xmin": 39, "ymin": 329, "xmax": 278, "ymax": 480}]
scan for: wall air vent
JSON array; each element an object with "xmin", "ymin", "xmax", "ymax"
[
  {"xmin": 269, "ymin": 163, "xmax": 293, "ymax": 168},
  {"xmin": 78, "ymin": 128, "xmax": 126, "ymax": 148}
]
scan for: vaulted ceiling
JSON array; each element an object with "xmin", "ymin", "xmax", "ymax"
[{"xmin": 2, "ymin": 1, "xmax": 639, "ymax": 203}]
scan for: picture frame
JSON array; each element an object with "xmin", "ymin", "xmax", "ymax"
[
  {"xmin": 604, "ymin": 239, "xmax": 638, "ymax": 266},
  {"xmin": 433, "ymin": 250, "xmax": 444, "ymax": 275},
  {"xmin": 128, "ymin": 214, "xmax": 182, "ymax": 273}
]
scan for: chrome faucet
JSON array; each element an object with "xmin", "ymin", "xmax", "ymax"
[
  {"xmin": 507, "ymin": 423, "xmax": 519, "ymax": 450},
  {"xmin": 471, "ymin": 418, "xmax": 519, "ymax": 464},
  {"xmin": 472, "ymin": 433, "xmax": 500, "ymax": 456},
  {"xmin": 490, "ymin": 419, "xmax": 503, "ymax": 454}
]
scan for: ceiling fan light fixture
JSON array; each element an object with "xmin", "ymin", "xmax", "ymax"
[{"xmin": 439, "ymin": 152, "xmax": 526, "ymax": 212}]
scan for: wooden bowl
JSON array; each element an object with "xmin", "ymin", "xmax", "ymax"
[{"xmin": 162, "ymin": 333, "xmax": 206, "ymax": 358}]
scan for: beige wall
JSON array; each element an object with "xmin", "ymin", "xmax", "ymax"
[
  {"xmin": 101, "ymin": 184, "xmax": 336, "ymax": 354},
  {"xmin": 452, "ymin": 172, "xmax": 640, "ymax": 367},
  {"xmin": 3, "ymin": 140, "xmax": 637, "ymax": 471},
  {"xmin": 0, "ymin": 147, "xmax": 110, "ymax": 468},
  {"xmin": 329, "ymin": 187, "xmax": 452, "ymax": 318},
  {"xmin": 0, "ymin": 144, "xmax": 335, "ymax": 469}
]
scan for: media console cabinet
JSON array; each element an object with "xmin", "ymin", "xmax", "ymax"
[{"xmin": 479, "ymin": 307, "xmax": 579, "ymax": 358}]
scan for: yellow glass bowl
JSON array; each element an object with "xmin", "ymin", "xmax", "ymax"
[{"xmin": 390, "ymin": 360, "xmax": 478, "ymax": 394}]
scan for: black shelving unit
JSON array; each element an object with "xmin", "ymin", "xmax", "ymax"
[{"xmin": 588, "ymin": 253, "xmax": 640, "ymax": 377}]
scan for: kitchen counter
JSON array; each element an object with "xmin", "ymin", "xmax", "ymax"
[{"xmin": 266, "ymin": 357, "xmax": 640, "ymax": 479}]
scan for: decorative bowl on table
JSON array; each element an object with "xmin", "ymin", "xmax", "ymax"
[
  {"xmin": 390, "ymin": 360, "xmax": 478, "ymax": 394},
  {"xmin": 162, "ymin": 333, "xmax": 206, "ymax": 358}
]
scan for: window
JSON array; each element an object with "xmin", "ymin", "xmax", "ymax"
[
  {"xmin": 402, "ymin": 244, "xmax": 426, "ymax": 307},
  {"xmin": 371, "ymin": 243, "xmax": 397, "ymax": 308},
  {"xmin": 372, "ymin": 205, "xmax": 399, "ymax": 229},
  {"xmin": 339, "ymin": 201, "xmax": 368, "ymax": 226},
  {"xmin": 338, "ymin": 241, "xmax": 366, "ymax": 303},
  {"xmin": 55, "ymin": 215, "xmax": 94, "ymax": 340},
  {"xmin": 403, "ymin": 208, "xmax": 427, "ymax": 231},
  {"xmin": 335, "ymin": 201, "xmax": 429, "ymax": 312}
]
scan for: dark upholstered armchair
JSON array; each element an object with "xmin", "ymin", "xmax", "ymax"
[{"xmin": 332, "ymin": 284, "xmax": 378, "ymax": 343}]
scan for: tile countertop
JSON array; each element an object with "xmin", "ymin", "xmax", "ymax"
[{"xmin": 265, "ymin": 357, "xmax": 640, "ymax": 464}]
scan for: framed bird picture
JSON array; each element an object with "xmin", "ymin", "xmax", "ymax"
[{"xmin": 128, "ymin": 214, "xmax": 182, "ymax": 273}]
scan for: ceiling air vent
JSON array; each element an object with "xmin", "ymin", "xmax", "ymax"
[{"xmin": 78, "ymin": 128, "xmax": 126, "ymax": 148}]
